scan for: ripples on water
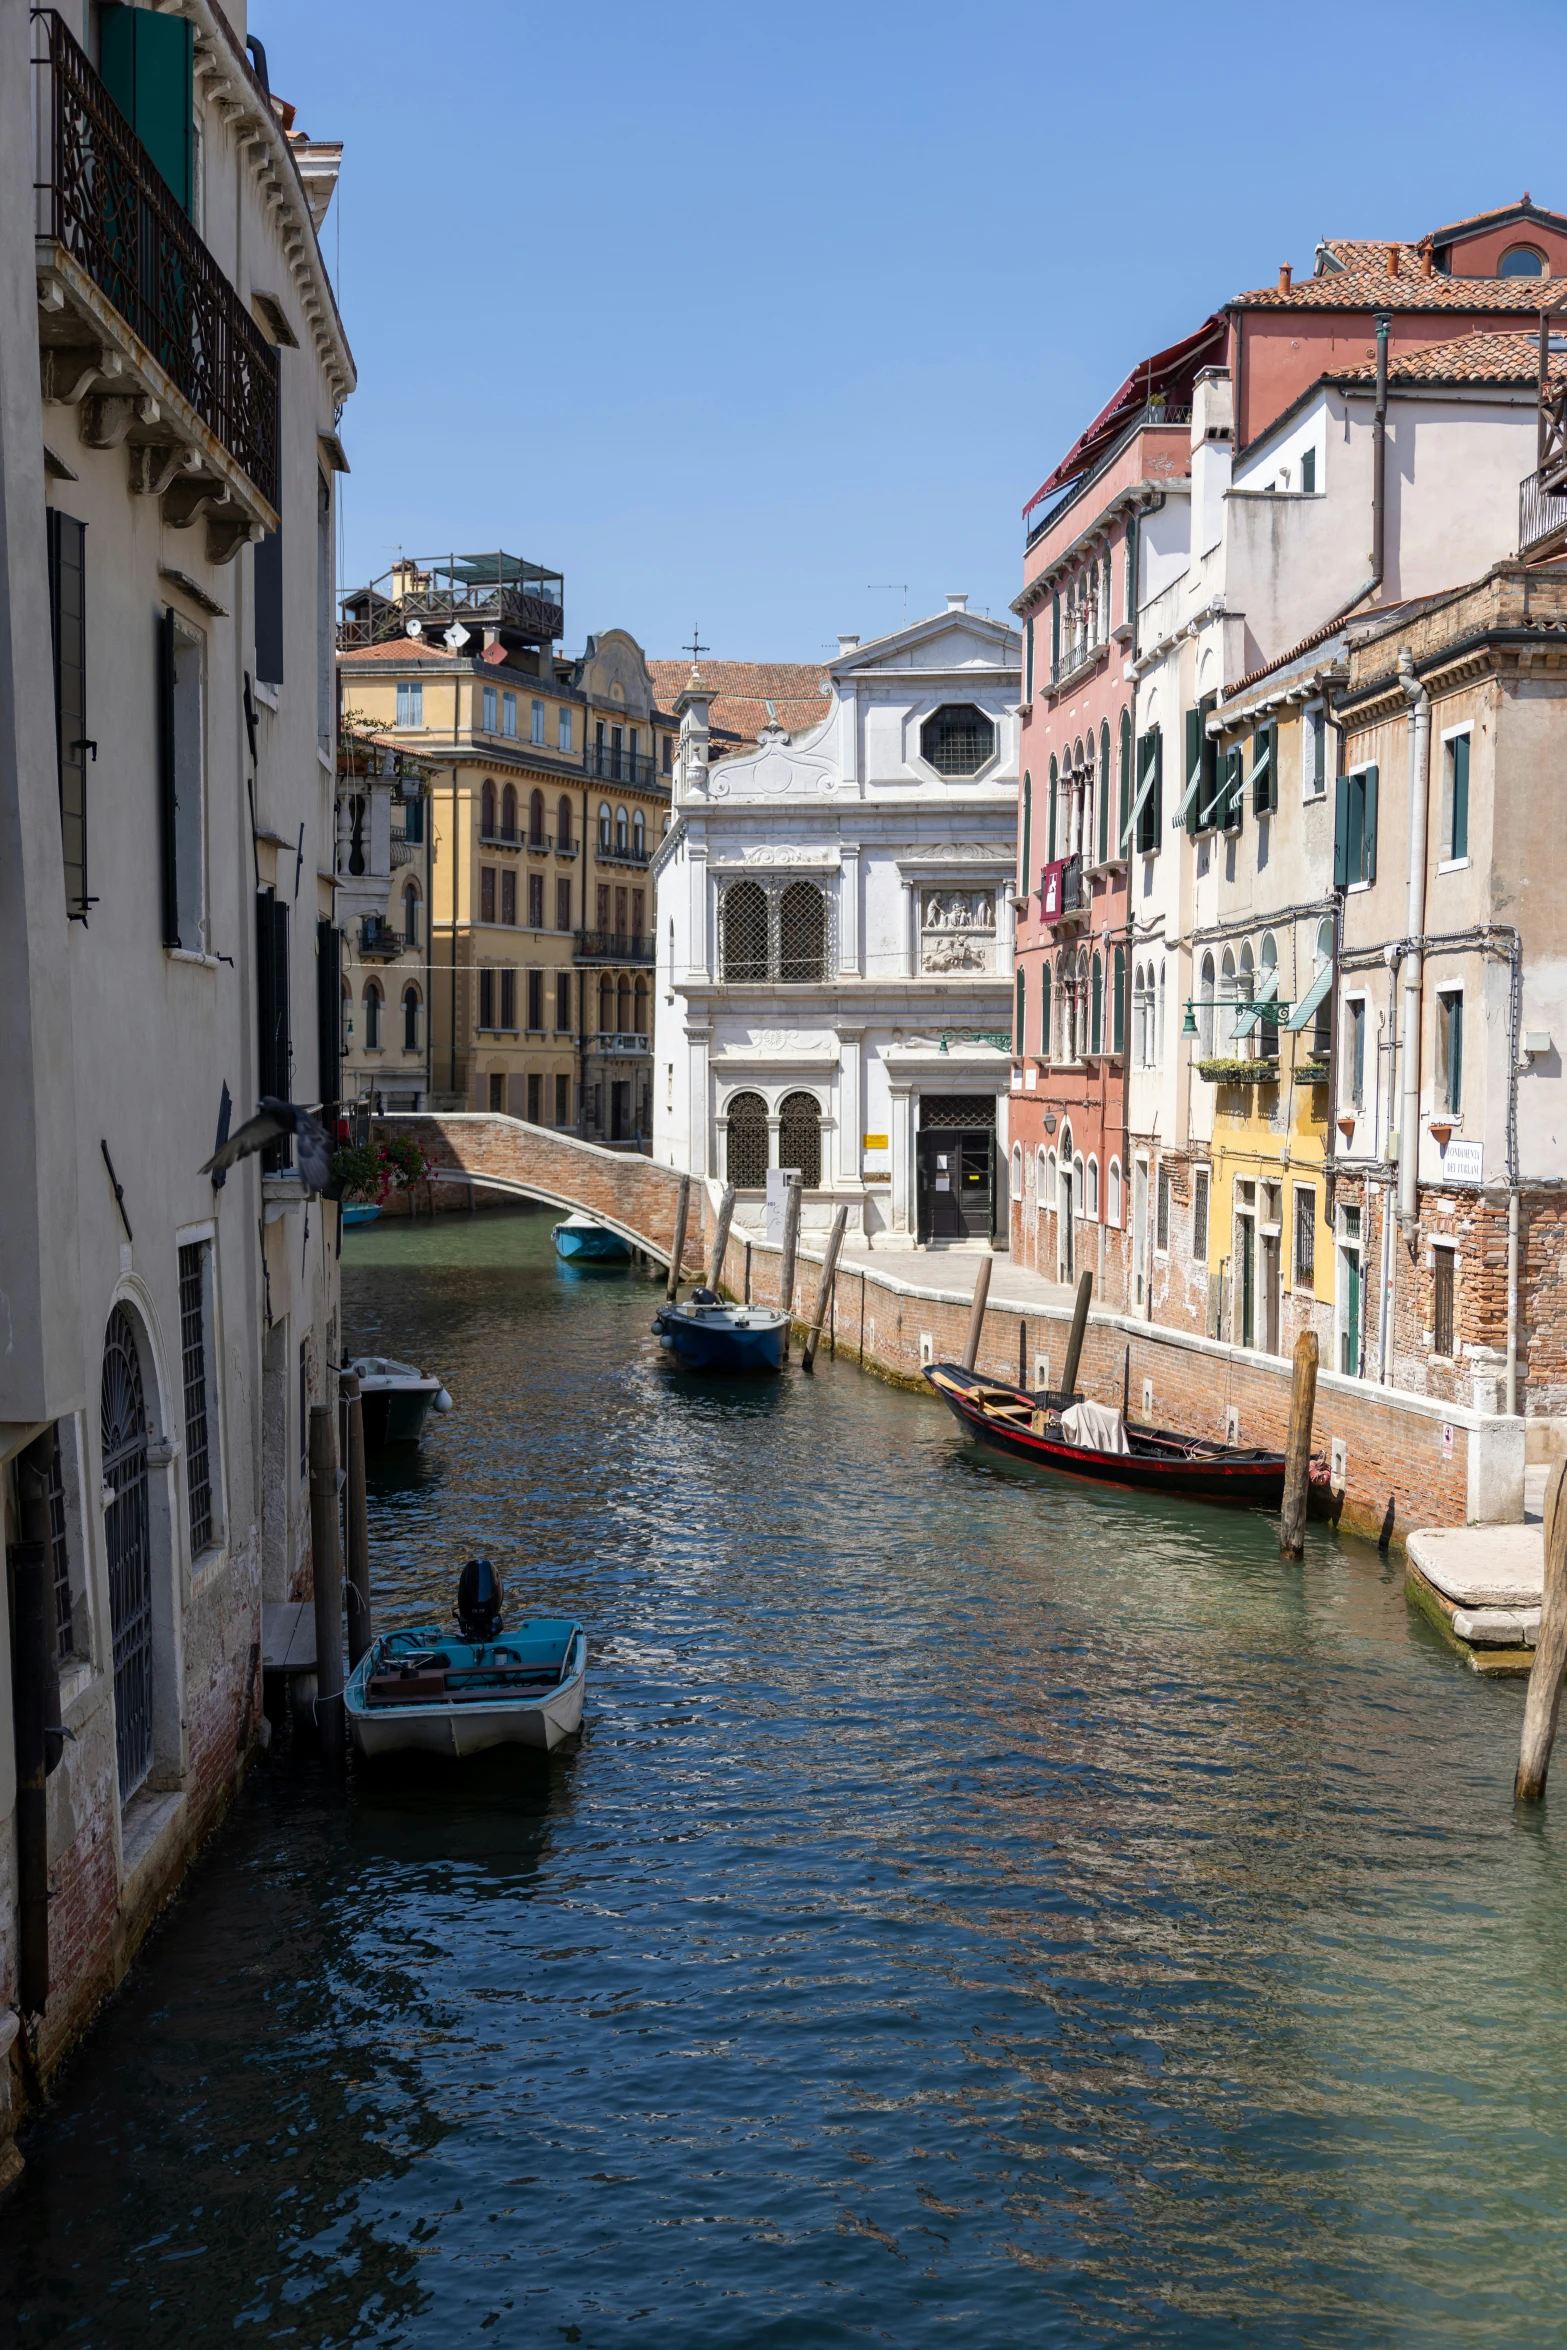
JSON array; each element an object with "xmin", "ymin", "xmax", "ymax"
[{"xmin": 8, "ymin": 1208, "xmax": 1567, "ymax": 2347}]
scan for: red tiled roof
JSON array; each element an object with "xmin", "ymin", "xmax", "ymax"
[
  {"xmin": 645, "ymin": 660, "xmax": 832, "ymax": 750},
  {"xmin": 1236, "ymin": 255, "xmax": 1554, "ymax": 311},
  {"xmin": 1022, "ymin": 313, "xmax": 1226, "ymax": 513},
  {"xmin": 338, "ymin": 634, "xmax": 457, "ymax": 663},
  {"xmin": 1327, "ymin": 329, "xmax": 1563, "ymax": 385},
  {"xmin": 1426, "ymin": 197, "xmax": 1567, "ymax": 245}
]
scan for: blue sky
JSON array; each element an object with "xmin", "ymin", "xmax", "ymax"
[{"xmin": 259, "ymin": 0, "xmax": 1567, "ymax": 662}]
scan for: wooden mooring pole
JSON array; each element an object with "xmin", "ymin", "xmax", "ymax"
[
  {"xmin": 707, "ymin": 1183, "xmax": 737, "ymax": 1295},
  {"xmin": 801, "ymin": 1203, "xmax": 849, "ymax": 1373},
  {"xmin": 779, "ymin": 1174, "xmax": 803, "ymax": 1359},
  {"xmin": 1059, "ymin": 1269, "xmax": 1093, "ymax": 1399},
  {"xmin": 1279, "ymin": 1330, "xmax": 1319, "ymax": 1559},
  {"xmin": 665, "ymin": 1173, "xmax": 692, "ymax": 1302},
  {"xmin": 309, "ymin": 1405, "xmax": 345, "ymax": 1762},
  {"xmin": 960, "ymin": 1254, "xmax": 993, "ymax": 1371},
  {"xmin": 1516, "ymin": 1459, "xmax": 1567, "ymax": 1802},
  {"xmin": 341, "ymin": 1371, "xmax": 373, "ymax": 1669}
]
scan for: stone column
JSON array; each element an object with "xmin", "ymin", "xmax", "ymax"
[
  {"xmin": 837, "ymin": 1024, "xmax": 865, "ymax": 1188},
  {"xmin": 996, "ymin": 880, "xmax": 1015, "ymax": 980},
  {"xmin": 686, "ymin": 841, "xmax": 710, "ymax": 982},
  {"xmin": 838, "ymin": 843, "xmax": 861, "ymax": 976},
  {"xmin": 902, "ymin": 878, "xmax": 920, "ymax": 979},
  {"xmin": 685, "ymin": 1022, "xmax": 710, "ymax": 1176},
  {"xmin": 766, "ymin": 1112, "xmax": 782, "ymax": 1170},
  {"xmin": 890, "ymin": 1083, "xmax": 914, "ymax": 1236}
]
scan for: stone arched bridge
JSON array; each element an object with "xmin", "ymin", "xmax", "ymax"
[{"xmin": 375, "ymin": 1113, "xmax": 711, "ymax": 1271}]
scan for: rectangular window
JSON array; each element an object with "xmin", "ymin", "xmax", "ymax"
[
  {"xmin": 254, "ymin": 527, "xmax": 283, "ymax": 686},
  {"xmin": 527, "ymin": 968, "xmax": 543, "ymax": 1032},
  {"xmin": 501, "ymin": 869, "xmax": 517, "ymax": 926},
  {"xmin": 1156, "ymin": 1164, "xmax": 1171, "ymax": 1253},
  {"xmin": 1304, "ymin": 704, "xmax": 1328, "ymax": 801},
  {"xmin": 556, "ymin": 878, "xmax": 572, "ymax": 930},
  {"xmin": 488, "ymin": 1072, "xmax": 504, "ymax": 1111},
  {"xmin": 1294, "ymin": 1186, "xmax": 1316, "ymax": 1286},
  {"xmin": 45, "ymin": 1423, "xmax": 75, "ymax": 1657},
  {"xmin": 1220, "ymin": 744, "xmax": 1245, "ymax": 834},
  {"xmin": 560, "ymin": 708, "xmax": 574, "ymax": 754},
  {"xmin": 158, "ymin": 611, "xmax": 206, "ymax": 951},
  {"xmin": 299, "ymin": 1344, "xmax": 308, "ymax": 1484},
  {"xmin": 1193, "ymin": 1167, "xmax": 1209, "ymax": 1262},
  {"xmin": 178, "ymin": 1241, "xmax": 215, "ymax": 1555},
  {"xmin": 662, "ymin": 732, "xmax": 673, "ymax": 774},
  {"xmin": 555, "ymin": 1073, "xmax": 570, "ymax": 1126},
  {"xmin": 1250, "ymin": 721, "xmax": 1277, "ymax": 818},
  {"xmin": 402, "ymin": 789, "xmax": 424, "ymax": 845},
  {"xmin": 481, "ymin": 866, "xmax": 496, "ymax": 923},
  {"xmin": 1433, "ymin": 1245, "xmax": 1456, "ymax": 1357},
  {"xmin": 1334, "ymin": 765, "xmax": 1379, "ymax": 888},
  {"xmin": 1301, "ymin": 446, "xmax": 1317, "ymax": 494},
  {"xmin": 317, "ymin": 471, "xmax": 332, "ymax": 752},
  {"xmin": 1445, "ymin": 732, "xmax": 1470, "ymax": 862},
  {"xmin": 396, "ymin": 681, "xmax": 423, "ymax": 728},
  {"xmin": 1439, "ymin": 990, "xmax": 1463, "ymax": 1113},
  {"xmin": 528, "ymin": 1073, "xmax": 542, "ymax": 1124},
  {"xmin": 596, "ymin": 882, "xmax": 611, "ymax": 929},
  {"xmin": 255, "ymin": 889, "xmax": 290, "ymax": 1166},
  {"xmin": 499, "ymin": 691, "xmax": 514, "ymax": 739},
  {"xmin": 482, "ymin": 684, "xmax": 497, "ymax": 732},
  {"xmin": 47, "ymin": 509, "xmax": 90, "ymax": 918},
  {"xmin": 528, "ymin": 872, "xmax": 544, "ymax": 927},
  {"xmin": 1347, "ymin": 997, "xmax": 1366, "ymax": 1108},
  {"xmin": 500, "ymin": 966, "xmax": 517, "ymax": 1030},
  {"xmin": 1025, "ymin": 614, "xmax": 1035, "ymax": 703},
  {"xmin": 556, "ymin": 971, "xmax": 571, "ymax": 1031},
  {"xmin": 1132, "ymin": 728, "xmax": 1162, "ymax": 853},
  {"xmin": 478, "ymin": 967, "xmax": 495, "ymax": 1030},
  {"xmin": 99, "ymin": 3, "xmax": 195, "ymax": 212},
  {"xmin": 632, "ymin": 887, "xmax": 645, "ymax": 934}
]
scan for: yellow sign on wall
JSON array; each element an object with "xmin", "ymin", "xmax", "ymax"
[{"xmin": 863, "ymin": 1134, "xmax": 889, "ymax": 1151}]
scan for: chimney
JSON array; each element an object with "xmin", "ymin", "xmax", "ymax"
[
  {"xmin": 945, "ymin": 592, "xmax": 969, "ymax": 613},
  {"xmin": 1386, "ymin": 244, "xmax": 1401, "ymax": 276},
  {"xmin": 837, "ymin": 633, "xmax": 860, "ymax": 654},
  {"xmin": 1421, "ymin": 243, "xmax": 1433, "ymax": 278},
  {"xmin": 1278, "ymin": 263, "xmax": 1292, "ymax": 294}
]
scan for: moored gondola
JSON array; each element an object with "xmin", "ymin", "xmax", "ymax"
[{"xmin": 924, "ymin": 1361, "xmax": 1290, "ymax": 1506}]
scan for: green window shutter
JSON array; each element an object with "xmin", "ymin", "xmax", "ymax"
[
  {"xmin": 1025, "ymin": 616, "xmax": 1035, "ymax": 704},
  {"xmin": 99, "ymin": 5, "xmax": 195, "ymax": 215},
  {"xmin": 157, "ymin": 606, "xmax": 179, "ymax": 947},
  {"xmin": 47, "ymin": 509, "xmax": 89, "ymax": 919},
  {"xmin": 1183, "ymin": 708, "xmax": 1202, "ymax": 834},
  {"xmin": 1050, "ymin": 593, "xmax": 1060, "ymax": 686},
  {"xmin": 1016, "ymin": 968, "xmax": 1027, "ymax": 1056},
  {"xmin": 1112, "ymin": 946, "xmax": 1126, "ymax": 1053},
  {"xmin": 1091, "ymin": 953, "xmax": 1103, "ymax": 1052},
  {"xmin": 1048, "ymin": 756, "xmax": 1058, "ymax": 862},
  {"xmin": 1153, "ymin": 728, "xmax": 1163, "ymax": 835},
  {"xmin": 1199, "ymin": 694, "xmax": 1218, "ymax": 825},
  {"xmin": 1040, "ymin": 965, "xmax": 1051, "ymax": 1056},
  {"xmin": 1333, "ymin": 771, "xmax": 1351, "ymax": 886},
  {"xmin": 1020, "ymin": 770, "xmax": 1031, "ymax": 892},
  {"xmin": 1449, "ymin": 996, "xmax": 1463, "ymax": 1111},
  {"xmin": 1362, "ymin": 764, "xmax": 1378, "ymax": 884},
  {"xmin": 1451, "ymin": 735, "xmax": 1469, "ymax": 859}
]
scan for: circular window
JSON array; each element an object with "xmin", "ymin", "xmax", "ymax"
[
  {"xmin": 920, "ymin": 703, "xmax": 996, "ymax": 777},
  {"xmin": 1500, "ymin": 245, "xmax": 1546, "ymax": 278}
]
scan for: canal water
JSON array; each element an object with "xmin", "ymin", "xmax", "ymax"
[{"xmin": 8, "ymin": 1208, "xmax": 1567, "ymax": 2347}]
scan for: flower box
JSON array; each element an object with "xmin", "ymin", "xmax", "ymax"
[{"xmin": 1196, "ymin": 1057, "xmax": 1279, "ymax": 1084}]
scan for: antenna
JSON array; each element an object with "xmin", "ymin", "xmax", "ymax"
[
  {"xmin": 683, "ymin": 625, "xmax": 709, "ymax": 666},
  {"xmin": 868, "ymin": 583, "xmax": 908, "ymax": 625}
]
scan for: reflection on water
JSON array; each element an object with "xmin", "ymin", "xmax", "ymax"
[{"xmin": 7, "ymin": 1206, "xmax": 1567, "ymax": 2347}]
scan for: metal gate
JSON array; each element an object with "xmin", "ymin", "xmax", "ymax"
[{"xmin": 102, "ymin": 1305, "xmax": 153, "ymax": 1801}]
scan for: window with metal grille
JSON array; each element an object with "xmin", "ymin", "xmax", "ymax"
[
  {"xmin": 778, "ymin": 882, "xmax": 826, "ymax": 982},
  {"xmin": 47, "ymin": 1422, "xmax": 73, "ymax": 1657},
  {"xmin": 478, "ymin": 967, "xmax": 495, "ymax": 1030},
  {"xmin": 720, "ymin": 881, "xmax": 769, "ymax": 981},
  {"xmin": 726, "ymin": 1091, "xmax": 769, "ymax": 1187},
  {"xmin": 778, "ymin": 1091, "xmax": 822, "ymax": 1187},
  {"xmin": 178, "ymin": 1242, "xmax": 214, "ymax": 1554},
  {"xmin": 556, "ymin": 971, "xmax": 571, "ymax": 1030},
  {"xmin": 527, "ymin": 872, "xmax": 543, "ymax": 927},
  {"xmin": 501, "ymin": 869, "xmax": 517, "ymax": 925},
  {"xmin": 527, "ymin": 969, "xmax": 543, "ymax": 1031},
  {"xmin": 920, "ymin": 703, "xmax": 995, "ymax": 777},
  {"xmin": 919, "ymin": 1094, "xmax": 996, "ymax": 1130},
  {"xmin": 555, "ymin": 1074, "xmax": 570, "ymax": 1125},
  {"xmin": 481, "ymin": 866, "xmax": 496, "ymax": 923},
  {"xmin": 1433, "ymin": 1246, "xmax": 1456, "ymax": 1356},
  {"xmin": 1294, "ymin": 1186, "xmax": 1316, "ymax": 1286},
  {"xmin": 1193, "ymin": 1167, "xmax": 1209, "ymax": 1262},
  {"xmin": 102, "ymin": 1307, "xmax": 152, "ymax": 1799},
  {"xmin": 1156, "ymin": 1164, "xmax": 1171, "ymax": 1252},
  {"xmin": 403, "ymin": 986, "xmax": 420, "ymax": 1051},
  {"xmin": 500, "ymin": 966, "xmax": 517, "ymax": 1029}
]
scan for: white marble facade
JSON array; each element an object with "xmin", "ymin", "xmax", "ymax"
[{"xmin": 652, "ymin": 599, "xmax": 1021, "ymax": 1242}]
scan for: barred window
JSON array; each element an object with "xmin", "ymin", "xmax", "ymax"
[
  {"xmin": 47, "ymin": 1423, "xmax": 73, "ymax": 1657},
  {"xmin": 778, "ymin": 882, "xmax": 826, "ymax": 982},
  {"xmin": 1193, "ymin": 1167, "xmax": 1210, "ymax": 1263},
  {"xmin": 920, "ymin": 702, "xmax": 995, "ymax": 777},
  {"xmin": 779, "ymin": 1090, "xmax": 822, "ymax": 1187},
  {"xmin": 726, "ymin": 1090, "xmax": 769, "ymax": 1188},
  {"xmin": 178, "ymin": 1242, "xmax": 214, "ymax": 1555},
  {"xmin": 720, "ymin": 880, "xmax": 769, "ymax": 981}
]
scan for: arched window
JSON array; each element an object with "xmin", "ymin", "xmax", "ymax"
[
  {"xmin": 1112, "ymin": 943, "xmax": 1126, "ymax": 1053},
  {"xmin": 779, "ymin": 1090, "xmax": 822, "ymax": 1187},
  {"xmin": 1500, "ymin": 245, "xmax": 1546, "ymax": 277},
  {"xmin": 557, "ymin": 795, "xmax": 574, "ymax": 849},
  {"xmin": 613, "ymin": 806, "xmax": 628, "ymax": 851},
  {"xmin": 364, "ymin": 980, "xmax": 382, "ymax": 1049},
  {"xmin": 1046, "ymin": 1149, "xmax": 1057, "ymax": 1216},
  {"xmin": 1073, "ymin": 1153, "xmax": 1085, "ymax": 1215},
  {"xmin": 1119, "ymin": 708, "xmax": 1133, "ymax": 850},
  {"xmin": 481, "ymin": 778, "xmax": 497, "ymax": 837},
  {"xmin": 528, "ymin": 787, "xmax": 544, "ymax": 845},
  {"xmin": 1015, "ymin": 968, "xmax": 1027, "ymax": 1056},
  {"xmin": 720, "ymin": 881, "xmax": 769, "ymax": 981},
  {"xmin": 1011, "ymin": 1142, "xmax": 1023, "ymax": 1197},
  {"xmin": 1220, "ymin": 945, "xmax": 1237, "ymax": 1035},
  {"xmin": 598, "ymin": 801, "xmax": 612, "ymax": 850},
  {"xmin": 402, "ymin": 984, "xmax": 420, "ymax": 1051},
  {"xmin": 402, "ymin": 882, "xmax": 420, "ymax": 946},
  {"xmin": 1087, "ymin": 1155, "xmax": 1100, "ymax": 1218},
  {"xmin": 1199, "ymin": 950, "xmax": 1217, "ymax": 1056},
  {"xmin": 1098, "ymin": 720, "xmax": 1111, "ymax": 863},
  {"xmin": 101, "ymin": 1304, "xmax": 153, "ymax": 1798},
  {"xmin": 1157, "ymin": 961, "xmax": 1166, "ymax": 1061},
  {"xmin": 1036, "ymin": 1145, "xmax": 1048, "ymax": 1205},
  {"xmin": 1108, "ymin": 1156, "xmax": 1123, "ymax": 1226},
  {"xmin": 1020, "ymin": 770, "xmax": 1032, "ymax": 891},
  {"xmin": 1039, "ymin": 963, "xmax": 1052, "ymax": 1060},
  {"xmin": 778, "ymin": 882, "xmax": 826, "ymax": 982},
  {"xmin": 616, "ymin": 974, "xmax": 632, "ymax": 1032},
  {"xmin": 1048, "ymin": 755, "xmax": 1059, "ymax": 861},
  {"xmin": 1259, "ymin": 931, "xmax": 1279, "ymax": 1061},
  {"xmin": 1091, "ymin": 951, "xmax": 1103, "ymax": 1053},
  {"xmin": 726, "ymin": 1090, "xmax": 768, "ymax": 1188},
  {"xmin": 633, "ymin": 810, "xmax": 645, "ymax": 856},
  {"xmin": 633, "ymin": 977, "xmax": 648, "ymax": 1038},
  {"xmin": 503, "ymin": 782, "xmax": 519, "ymax": 840}
]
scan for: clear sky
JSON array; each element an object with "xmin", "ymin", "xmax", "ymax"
[{"xmin": 257, "ymin": 0, "xmax": 1567, "ymax": 664}]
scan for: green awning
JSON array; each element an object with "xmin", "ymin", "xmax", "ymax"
[
  {"xmin": 1231, "ymin": 963, "xmax": 1279, "ymax": 1038},
  {"xmin": 1284, "ymin": 962, "xmax": 1333, "ymax": 1031},
  {"xmin": 1171, "ymin": 755, "xmax": 1203, "ymax": 830}
]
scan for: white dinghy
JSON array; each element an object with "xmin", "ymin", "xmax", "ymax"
[{"xmin": 344, "ymin": 1560, "xmax": 586, "ymax": 1758}]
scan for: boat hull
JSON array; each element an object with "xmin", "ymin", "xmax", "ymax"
[
  {"xmin": 342, "ymin": 1203, "xmax": 381, "ymax": 1228},
  {"xmin": 360, "ymin": 1383, "xmax": 437, "ymax": 1448},
  {"xmin": 346, "ymin": 1623, "xmax": 587, "ymax": 1758},
  {"xmin": 652, "ymin": 1304, "xmax": 788, "ymax": 1372},
  {"xmin": 553, "ymin": 1222, "xmax": 632, "ymax": 1264},
  {"xmin": 924, "ymin": 1365, "xmax": 1287, "ymax": 1506}
]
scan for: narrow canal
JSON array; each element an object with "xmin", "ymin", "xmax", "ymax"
[{"xmin": 8, "ymin": 1207, "xmax": 1567, "ymax": 2346}]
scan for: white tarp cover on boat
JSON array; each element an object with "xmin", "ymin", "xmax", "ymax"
[{"xmin": 1061, "ymin": 1399, "xmax": 1129, "ymax": 1453}]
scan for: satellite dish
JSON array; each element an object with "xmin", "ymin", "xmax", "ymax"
[
  {"xmin": 443, "ymin": 622, "xmax": 468, "ymax": 652},
  {"xmin": 405, "ymin": 617, "xmax": 422, "ymax": 638}
]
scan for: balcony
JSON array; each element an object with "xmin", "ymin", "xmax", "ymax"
[
  {"xmin": 594, "ymin": 1031, "xmax": 650, "ymax": 1056},
  {"xmin": 592, "ymin": 836, "xmax": 651, "ymax": 868},
  {"xmin": 1039, "ymin": 854, "xmax": 1086, "ymax": 927},
  {"xmin": 359, "ymin": 914, "xmax": 402, "ymax": 962},
  {"xmin": 586, "ymin": 744, "xmax": 659, "ymax": 789},
  {"xmin": 574, "ymin": 929, "xmax": 655, "ymax": 964},
  {"xmin": 339, "ymin": 552, "xmax": 564, "ymax": 651},
  {"xmin": 32, "ymin": 10, "xmax": 279, "ymax": 555},
  {"xmin": 1520, "ymin": 468, "xmax": 1567, "ymax": 558}
]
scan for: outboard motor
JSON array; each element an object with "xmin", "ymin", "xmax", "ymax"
[
  {"xmin": 690, "ymin": 1287, "xmax": 719, "ymax": 1305},
  {"xmin": 456, "ymin": 1556, "xmax": 504, "ymax": 1642}
]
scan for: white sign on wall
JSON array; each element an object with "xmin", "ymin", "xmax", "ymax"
[
  {"xmin": 1438, "ymin": 1138, "xmax": 1483, "ymax": 1185},
  {"xmin": 765, "ymin": 1168, "xmax": 788, "ymax": 1243}
]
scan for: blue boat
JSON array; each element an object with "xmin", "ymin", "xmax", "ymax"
[
  {"xmin": 552, "ymin": 1213, "xmax": 632, "ymax": 1265},
  {"xmin": 651, "ymin": 1289, "xmax": 789, "ymax": 1373},
  {"xmin": 342, "ymin": 1202, "xmax": 381, "ymax": 1228}
]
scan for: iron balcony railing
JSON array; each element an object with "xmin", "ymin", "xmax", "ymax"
[
  {"xmin": 360, "ymin": 914, "xmax": 402, "ymax": 960},
  {"xmin": 32, "ymin": 9, "xmax": 279, "ymax": 510},
  {"xmin": 1520, "ymin": 468, "xmax": 1567, "ymax": 555},
  {"xmin": 593, "ymin": 836, "xmax": 651, "ymax": 866},
  {"xmin": 574, "ymin": 929, "xmax": 655, "ymax": 963},
  {"xmin": 586, "ymin": 744, "xmax": 659, "ymax": 788},
  {"xmin": 594, "ymin": 1030, "xmax": 650, "ymax": 1054}
]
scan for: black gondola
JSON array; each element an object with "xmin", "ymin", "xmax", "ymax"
[{"xmin": 923, "ymin": 1361, "xmax": 1289, "ymax": 1507}]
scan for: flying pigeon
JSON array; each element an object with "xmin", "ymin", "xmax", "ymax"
[{"xmin": 201, "ymin": 1098, "xmax": 335, "ymax": 1195}]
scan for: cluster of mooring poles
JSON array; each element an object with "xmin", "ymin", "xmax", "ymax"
[{"xmin": 306, "ymin": 1369, "xmax": 374, "ymax": 1764}]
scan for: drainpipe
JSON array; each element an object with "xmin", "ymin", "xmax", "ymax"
[
  {"xmin": 1397, "ymin": 650, "xmax": 1431, "ymax": 1233},
  {"xmin": 1318, "ymin": 311, "xmax": 1392, "ymax": 634},
  {"xmin": 1507, "ymin": 1188, "xmax": 1520, "ymax": 1416}
]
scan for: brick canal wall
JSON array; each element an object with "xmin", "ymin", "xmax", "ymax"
[{"xmin": 379, "ymin": 1115, "xmax": 1523, "ymax": 1548}]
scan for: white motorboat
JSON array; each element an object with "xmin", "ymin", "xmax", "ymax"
[
  {"xmin": 343, "ymin": 1560, "xmax": 586, "ymax": 1759},
  {"xmin": 346, "ymin": 1353, "xmax": 453, "ymax": 1447}
]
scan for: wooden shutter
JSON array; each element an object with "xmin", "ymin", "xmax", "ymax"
[
  {"xmin": 255, "ymin": 529, "xmax": 284, "ymax": 686},
  {"xmin": 1024, "ymin": 616, "xmax": 1034, "ymax": 704},
  {"xmin": 1184, "ymin": 708, "xmax": 1201, "ymax": 834},
  {"xmin": 1362, "ymin": 764, "xmax": 1378, "ymax": 883},
  {"xmin": 1020, "ymin": 771, "xmax": 1032, "ymax": 891},
  {"xmin": 1112, "ymin": 945, "xmax": 1126, "ymax": 1053},
  {"xmin": 99, "ymin": 5, "xmax": 195, "ymax": 214},
  {"xmin": 1333, "ymin": 771, "xmax": 1351, "ymax": 886},
  {"xmin": 255, "ymin": 889, "xmax": 291, "ymax": 1167},
  {"xmin": 1152, "ymin": 728, "xmax": 1163, "ymax": 836},
  {"xmin": 1050, "ymin": 593, "xmax": 1060, "ymax": 686},
  {"xmin": 157, "ymin": 608, "xmax": 179, "ymax": 946},
  {"xmin": 1015, "ymin": 969, "xmax": 1026, "ymax": 1056},
  {"xmin": 47, "ymin": 510, "xmax": 90, "ymax": 918},
  {"xmin": 315, "ymin": 919, "xmax": 341, "ymax": 1129},
  {"xmin": 1048, "ymin": 757, "xmax": 1058, "ymax": 861}
]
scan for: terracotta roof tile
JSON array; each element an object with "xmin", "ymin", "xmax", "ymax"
[
  {"xmin": 645, "ymin": 660, "xmax": 832, "ymax": 750},
  {"xmin": 1331, "ymin": 329, "xmax": 1562, "ymax": 384},
  {"xmin": 337, "ymin": 634, "xmax": 457, "ymax": 663},
  {"xmin": 1236, "ymin": 258, "xmax": 1552, "ymax": 311}
]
